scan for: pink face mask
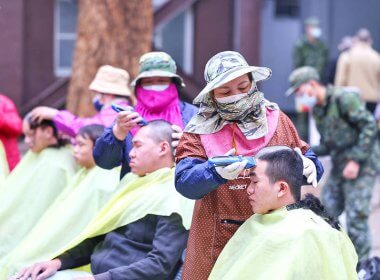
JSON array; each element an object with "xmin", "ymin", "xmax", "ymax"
[{"xmin": 136, "ymin": 83, "xmax": 179, "ymax": 113}]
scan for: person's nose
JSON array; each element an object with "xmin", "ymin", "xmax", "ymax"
[
  {"xmin": 129, "ymin": 148, "xmax": 136, "ymax": 159},
  {"xmin": 247, "ymin": 183, "xmax": 254, "ymax": 195}
]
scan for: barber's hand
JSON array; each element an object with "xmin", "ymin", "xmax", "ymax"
[
  {"xmin": 113, "ymin": 108, "xmax": 143, "ymax": 141},
  {"xmin": 294, "ymin": 148, "xmax": 318, "ymax": 187},
  {"xmin": 12, "ymin": 259, "xmax": 61, "ymax": 280},
  {"xmin": 31, "ymin": 106, "xmax": 59, "ymax": 123},
  {"xmin": 171, "ymin": 124, "xmax": 183, "ymax": 150},
  {"xmin": 343, "ymin": 160, "xmax": 360, "ymax": 180},
  {"xmin": 214, "ymin": 149, "xmax": 248, "ymax": 180}
]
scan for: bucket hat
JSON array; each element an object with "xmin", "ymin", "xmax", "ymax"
[
  {"xmin": 89, "ymin": 65, "xmax": 131, "ymax": 96},
  {"xmin": 193, "ymin": 51, "xmax": 271, "ymax": 104},
  {"xmin": 131, "ymin": 52, "xmax": 185, "ymax": 87}
]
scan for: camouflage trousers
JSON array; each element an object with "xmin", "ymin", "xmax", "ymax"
[{"xmin": 321, "ymin": 170, "xmax": 375, "ymax": 260}]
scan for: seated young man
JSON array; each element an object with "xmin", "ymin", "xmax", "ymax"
[
  {"xmin": 209, "ymin": 147, "xmax": 358, "ymax": 280},
  {"xmin": 15, "ymin": 120, "xmax": 192, "ymax": 280},
  {"xmin": 1, "ymin": 125, "xmax": 120, "ymax": 275},
  {"xmin": 0, "ymin": 115, "xmax": 77, "ymax": 261}
]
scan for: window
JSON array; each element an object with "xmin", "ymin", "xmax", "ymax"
[
  {"xmin": 275, "ymin": 0, "xmax": 299, "ymax": 18},
  {"xmin": 154, "ymin": 8, "xmax": 194, "ymax": 74},
  {"xmin": 54, "ymin": 0, "xmax": 78, "ymax": 77}
]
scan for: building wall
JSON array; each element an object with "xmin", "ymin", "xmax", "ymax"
[
  {"xmin": 193, "ymin": 0, "xmax": 234, "ymax": 85},
  {"xmin": 260, "ymin": 0, "xmax": 300, "ymax": 112},
  {"xmin": 23, "ymin": 0, "xmax": 57, "ymax": 109},
  {"xmin": 0, "ymin": 0, "xmax": 24, "ymax": 108}
]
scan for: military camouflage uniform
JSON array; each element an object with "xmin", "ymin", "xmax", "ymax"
[
  {"xmin": 294, "ymin": 37, "xmax": 328, "ymax": 80},
  {"xmin": 312, "ymin": 86, "xmax": 378, "ymax": 260},
  {"xmin": 293, "ymin": 37, "xmax": 328, "ymax": 140}
]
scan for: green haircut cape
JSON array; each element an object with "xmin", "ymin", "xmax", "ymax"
[
  {"xmin": 4, "ymin": 167, "xmax": 194, "ymax": 278},
  {"xmin": 209, "ymin": 208, "xmax": 358, "ymax": 280},
  {"xmin": 0, "ymin": 141, "xmax": 8, "ymax": 184},
  {"xmin": 0, "ymin": 147, "xmax": 77, "ymax": 264},
  {"xmin": 1, "ymin": 166, "xmax": 121, "ymax": 276}
]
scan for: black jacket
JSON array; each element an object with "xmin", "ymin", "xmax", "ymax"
[{"xmin": 58, "ymin": 213, "xmax": 188, "ymax": 280}]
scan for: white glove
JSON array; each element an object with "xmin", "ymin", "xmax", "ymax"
[
  {"xmin": 215, "ymin": 149, "xmax": 248, "ymax": 180},
  {"xmin": 295, "ymin": 148, "xmax": 318, "ymax": 188}
]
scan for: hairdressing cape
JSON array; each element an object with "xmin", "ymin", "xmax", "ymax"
[
  {"xmin": 1, "ymin": 166, "xmax": 120, "ymax": 276},
  {"xmin": 209, "ymin": 208, "xmax": 358, "ymax": 280},
  {"xmin": 0, "ymin": 146, "xmax": 77, "ymax": 263},
  {"xmin": 4, "ymin": 167, "xmax": 194, "ymax": 278},
  {"xmin": 0, "ymin": 140, "xmax": 8, "ymax": 184}
]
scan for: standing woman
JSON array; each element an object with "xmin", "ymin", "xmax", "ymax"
[
  {"xmin": 175, "ymin": 51, "xmax": 324, "ymax": 279},
  {"xmin": 93, "ymin": 52, "xmax": 198, "ymax": 179}
]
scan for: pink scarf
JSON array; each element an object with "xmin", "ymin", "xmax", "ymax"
[
  {"xmin": 200, "ymin": 108, "xmax": 279, "ymax": 157},
  {"xmin": 135, "ymin": 84, "xmax": 184, "ymax": 129}
]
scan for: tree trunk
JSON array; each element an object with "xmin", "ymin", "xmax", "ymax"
[{"xmin": 66, "ymin": 0, "xmax": 152, "ymax": 116}]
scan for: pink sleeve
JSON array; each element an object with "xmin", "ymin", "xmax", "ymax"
[{"xmin": 53, "ymin": 110, "xmax": 105, "ymax": 137}]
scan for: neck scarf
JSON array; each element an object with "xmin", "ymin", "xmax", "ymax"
[{"xmin": 185, "ymin": 87, "xmax": 278, "ymax": 140}]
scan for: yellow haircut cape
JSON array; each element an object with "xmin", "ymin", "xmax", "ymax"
[
  {"xmin": 2, "ymin": 166, "xmax": 120, "ymax": 276},
  {"xmin": 5, "ymin": 167, "xmax": 194, "ymax": 278},
  {"xmin": 0, "ymin": 140, "xmax": 9, "ymax": 184},
  {"xmin": 0, "ymin": 147, "xmax": 77, "ymax": 264},
  {"xmin": 209, "ymin": 208, "xmax": 358, "ymax": 280}
]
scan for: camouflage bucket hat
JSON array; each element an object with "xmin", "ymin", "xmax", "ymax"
[
  {"xmin": 285, "ymin": 66, "xmax": 320, "ymax": 96},
  {"xmin": 193, "ymin": 51, "xmax": 272, "ymax": 104},
  {"xmin": 131, "ymin": 51, "xmax": 185, "ymax": 87},
  {"xmin": 304, "ymin": 16, "xmax": 320, "ymax": 26}
]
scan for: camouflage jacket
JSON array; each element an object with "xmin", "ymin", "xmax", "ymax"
[
  {"xmin": 312, "ymin": 86, "xmax": 378, "ymax": 174},
  {"xmin": 294, "ymin": 37, "xmax": 328, "ymax": 80}
]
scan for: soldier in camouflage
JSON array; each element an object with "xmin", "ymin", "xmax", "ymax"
[
  {"xmin": 293, "ymin": 17, "xmax": 329, "ymax": 141},
  {"xmin": 294, "ymin": 17, "xmax": 328, "ymax": 80},
  {"xmin": 286, "ymin": 66, "xmax": 378, "ymax": 260}
]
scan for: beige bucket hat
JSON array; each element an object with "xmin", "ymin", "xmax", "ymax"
[{"xmin": 89, "ymin": 65, "xmax": 131, "ymax": 96}]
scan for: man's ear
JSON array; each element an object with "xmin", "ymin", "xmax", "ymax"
[
  {"xmin": 158, "ymin": 141, "xmax": 171, "ymax": 156},
  {"xmin": 276, "ymin": 180, "xmax": 290, "ymax": 198}
]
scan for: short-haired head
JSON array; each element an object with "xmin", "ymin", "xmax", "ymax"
[
  {"xmin": 356, "ymin": 28, "xmax": 372, "ymax": 43},
  {"xmin": 143, "ymin": 120, "xmax": 174, "ymax": 156},
  {"xmin": 77, "ymin": 124, "xmax": 105, "ymax": 145},
  {"xmin": 256, "ymin": 146, "xmax": 303, "ymax": 201},
  {"xmin": 129, "ymin": 120, "xmax": 174, "ymax": 176}
]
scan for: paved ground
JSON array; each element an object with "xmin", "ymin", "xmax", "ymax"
[{"xmin": 306, "ymin": 156, "xmax": 380, "ymax": 258}]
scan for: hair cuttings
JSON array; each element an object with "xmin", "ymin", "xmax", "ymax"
[
  {"xmin": 78, "ymin": 124, "xmax": 105, "ymax": 144},
  {"xmin": 290, "ymin": 194, "xmax": 341, "ymax": 231}
]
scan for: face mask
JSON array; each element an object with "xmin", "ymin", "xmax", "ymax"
[
  {"xmin": 93, "ymin": 98, "xmax": 104, "ymax": 112},
  {"xmin": 311, "ymin": 27, "xmax": 322, "ymax": 38},
  {"xmin": 295, "ymin": 94, "xmax": 317, "ymax": 112},
  {"xmin": 215, "ymin": 93, "xmax": 247, "ymax": 104},
  {"xmin": 215, "ymin": 88, "xmax": 264, "ymax": 121},
  {"xmin": 141, "ymin": 84, "xmax": 170, "ymax": 92}
]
